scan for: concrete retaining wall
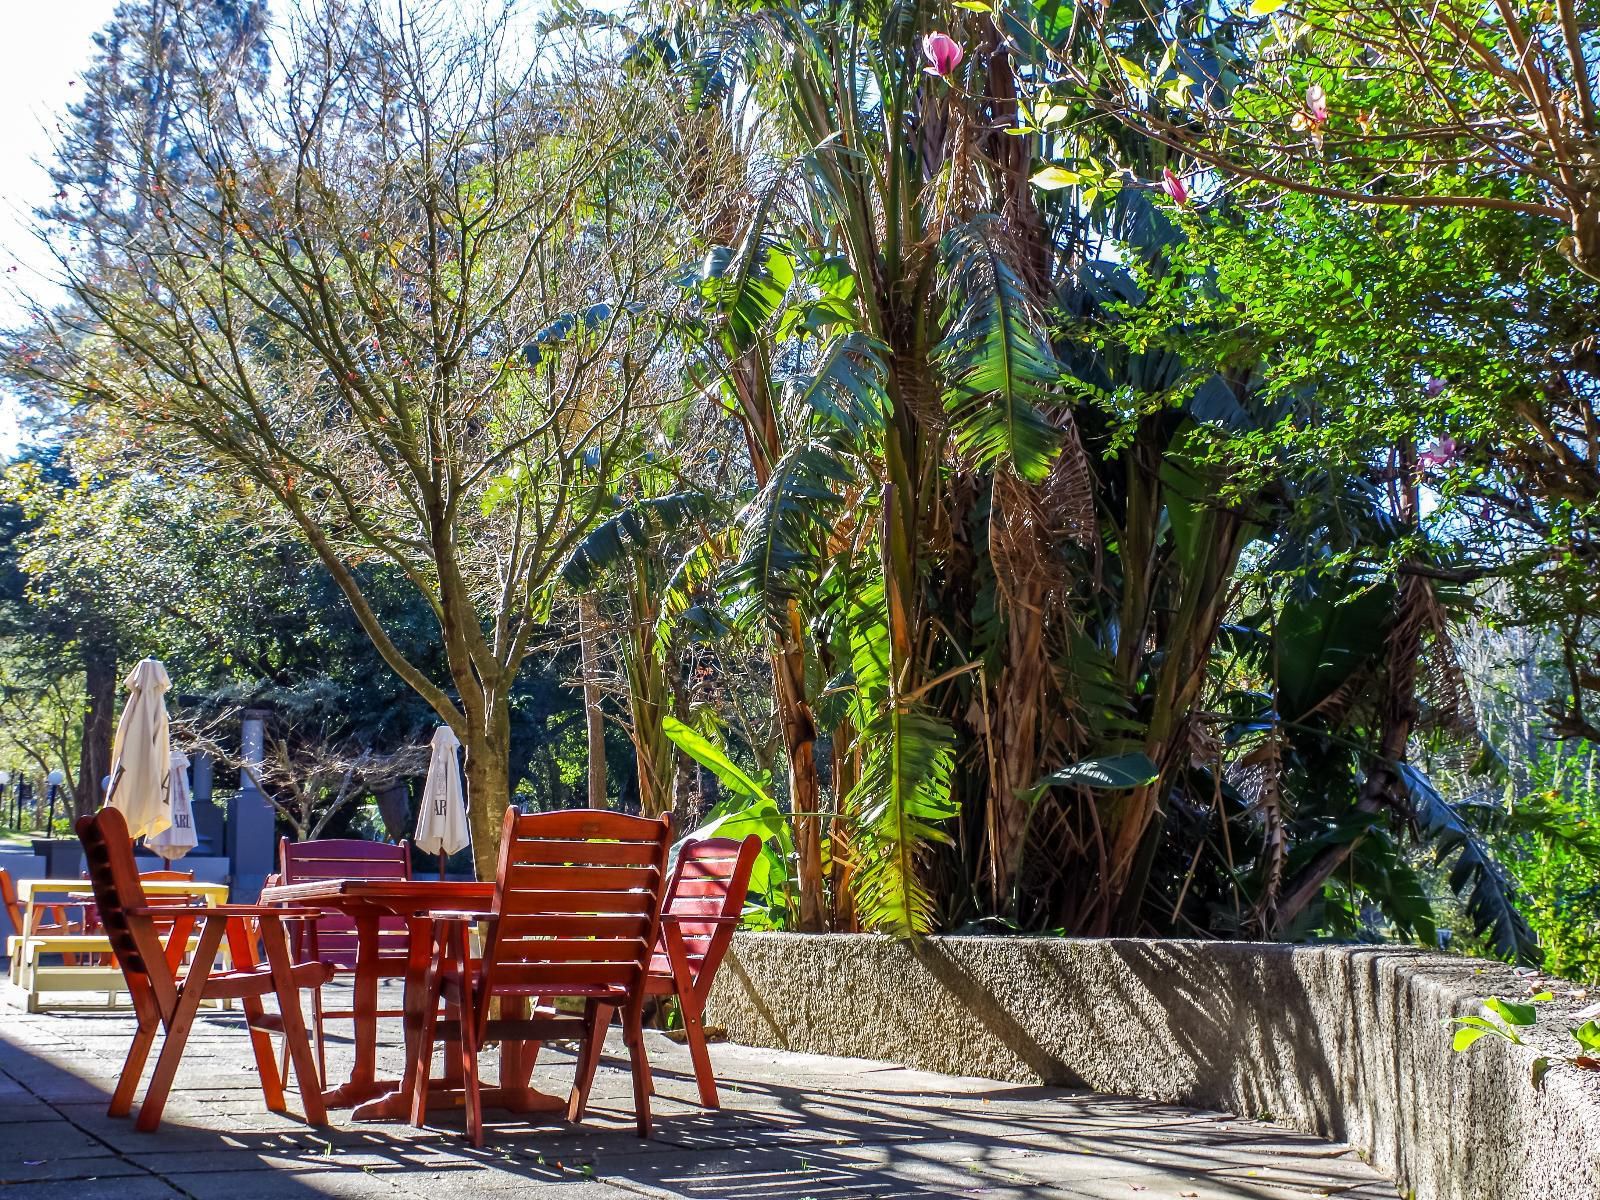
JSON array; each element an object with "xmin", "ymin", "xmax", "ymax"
[{"xmin": 705, "ymin": 934, "xmax": 1600, "ymax": 1200}]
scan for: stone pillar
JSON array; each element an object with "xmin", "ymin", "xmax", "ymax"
[
  {"xmin": 226, "ymin": 709, "xmax": 276, "ymax": 900},
  {"xmin": 189, "ymin": 752, "xmax": 224, "ymax": 856}
]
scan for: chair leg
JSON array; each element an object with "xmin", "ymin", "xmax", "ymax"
[
  {"xmin": 409, "ymin": 980, "xmax": 441, "ymax": 1127},
  {"xmin": 567, "ymin": 1001, "xmax": 612, "ymax": 1123},
  {"xmin": 459, "ymin": 996, "xmax": 483, "ymax": 1148},
  {"xmin": 135, "ymin": 1005, "xmax": 200, "ymax": 1133},
  {"xmin": 312, "ymin": 985, "xmax": 328, "ymax": 1089},
  {"xmin": 624, "ymin": 1007, "xmax": 652, "ymax": 1138},
  {"xmin": 260, "ymin": 917, "xmax": 327, "ymax": 1126},
  {"xmin": 109, "ymin": 1013, "xmax": 158, "ymax": 1118},
  {"xmin": 240, "ymin": 992, "xmax": 288, "ymax": 1113},
  {"xmin": 135, "ymin": 918, "xmax": 226, "ymax": 1133},
  {"xmin": 678, "ymin": 986, "xmax": 719, "ymax": 1108}
]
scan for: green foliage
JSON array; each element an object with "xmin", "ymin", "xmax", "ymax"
[
  {"xmin": 936, "ymin": 218, "xmax": 1062, "ymax": 483},
  {"xmin": 1036, "ymin": 754, "xmax": 1159, "ymax": 792},
  {"xmin": 1483, "ymin": 751, "xmax": 1600, "ymax": 984}
]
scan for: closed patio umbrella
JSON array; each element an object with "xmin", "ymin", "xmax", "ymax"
[
  {"xmin": 104, "ymin": 659, "xmax": 173, "ymax": 841},
  {"xmin": 414, "ymin": 726, "xmax": 470, "ymax": 878},
  {"xmin": 145, "ymin": 750, "xmax": 198, "ymax": 862}
]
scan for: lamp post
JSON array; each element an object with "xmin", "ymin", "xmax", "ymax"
[
  {"xmin": 44, "ymin": 769, "xmax": 64, "ymax": 834},
  {"xmin": 0, "ymin": 771, "xmax": 10, "ymax": 830}
]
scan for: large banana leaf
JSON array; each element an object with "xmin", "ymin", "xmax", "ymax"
[
  {"xmin": 781, "ymin": 331, "xmax": 890, "ymax": 437},
  {"xmin": 1401, "ymin": 763, "xmax": 1539, "ymax": 964},
  {"xmin": 1274, "ymin": 581, "xmax": 1396, "ymax": 720},
  {"xmin": 936, "ymin": 217, "xmax": 1062, "ymax": 483},
  {"xmin": 557, "ymin": 492, "xmax": 715, "ymax": 592},
  {"xmin": 843, "ymin": 579, "xmax": 958, "ymax": 935},
  {"xmin": 719, "ymin": 437, "xmax": 853, "ymax": 637}
]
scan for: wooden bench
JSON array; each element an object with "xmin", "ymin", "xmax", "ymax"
[{"xmin": 7, "ymin": 877, "xmax": 229, "ymax": 1012}]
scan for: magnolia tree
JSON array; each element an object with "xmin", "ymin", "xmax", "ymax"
[
  {"xmin": 12, "ymin": 1, "xmax": 678, "ymax": 875},
  {"xmin": 1028, "ymin": 1, "xmax": 1600, "ymax": 726}
]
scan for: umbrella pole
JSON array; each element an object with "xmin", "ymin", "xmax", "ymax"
[{"xmin": 439, "ymin": 851, "xmax": 446, "ymax": 881}]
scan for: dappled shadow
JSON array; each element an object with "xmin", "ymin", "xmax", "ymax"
[{"xmin": 0, "ymin": 988, "xmax": 1395, "ymax": 1200}]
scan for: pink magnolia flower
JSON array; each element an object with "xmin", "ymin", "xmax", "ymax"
[
  {"xmin": 1417, "ymin": 436, "xmax": 1460, "ymax": 468},
  {"xmin": 1161, "ymin": 167, "xmax": 1189, "ymax": 206},
  {"xmin": 923, "ymin": 32, "xmax": 964, "ymax": 78},
  {"xmin": 1306, "ymin": 84, "xmax": 1328, "ymax": 125},
  {"xmin": 1423, "ymin": 376, "xmax": 1447, "ymax": 398}
]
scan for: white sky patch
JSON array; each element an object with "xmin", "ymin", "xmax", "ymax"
[{"xmin": 0, "ymin": 3, "xmax": 111, "ymax": 453}]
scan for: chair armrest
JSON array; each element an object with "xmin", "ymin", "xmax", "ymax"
[{"xmin": 661, "ymin": 914, "xmax": 742, "ymax": 926}]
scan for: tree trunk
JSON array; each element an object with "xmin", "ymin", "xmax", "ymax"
[
  {"xmin": 77, "ymin": 649, "xmax": 116, "ymax": 819},
  {"xmin": 774, "ymin": 625, "xmax": 825, "ymax": 930},
  {"xmin": 579, "ymin": 594, "xmax": 608, "ymax": 809},
  {"xmin": 461, "ymin": 700, "xmax": 513, "ymax": 882}
]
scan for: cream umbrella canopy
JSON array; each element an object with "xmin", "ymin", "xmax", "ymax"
[
  {"xmin": 414, "ymin": 726, "xmax": 470, "ymax": 878},
  {"xmin": 145, "ymin": 750, "xmax": 198, "ymax": 861},
  {"xmin": 104, "ymin": 659, "xmax": 174, "ymax": 841}
]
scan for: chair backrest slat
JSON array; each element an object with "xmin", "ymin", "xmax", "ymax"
[
  {"xmin": 657, "ymin": 835, "xmax": 761, "ymax": 988},
  {"xmin": 280, "ymin": 838, "xmax": 412, "ymax": 968},
  {"xmin": 76, "ymin": 808, "xmax": 178, "ymax": 1012},
  {"xmin": 479, "ymin": 808, "xmax": 671, "ymax": 1002}
]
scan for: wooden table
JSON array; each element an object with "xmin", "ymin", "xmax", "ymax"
[
  {"xmin": 259, "ymin": 878, "xmax": 522, "ymax": 1120},
  {"xmin": 9, "ymin": 878, "xmax": 230, "ymax": 1012}
]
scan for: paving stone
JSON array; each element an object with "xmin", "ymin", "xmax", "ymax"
[
  {"xmin": 163, "ymin": 1168, "xmax": 411, "ymax": 1198},
  {"xmin": 0, "ymin": 984, "xmax": 1397, "ymax": 1200},
  {"xmin": 0, "ymin": 1177, "xmax": 183, "ymax": 1199}
]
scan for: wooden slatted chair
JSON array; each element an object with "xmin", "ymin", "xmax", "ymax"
[
  {"xmin": 411, "ymin": 807, "xmax": 672, "ymax": 1146},
  {"xmin": 644, "ymin": 834, "xmax": 761, "ymax": 1108},
  {"xmin": 279, "ymin": 837, "xmax": 412, "ymax": 1085},
  {"xmin": 76, "ymin": 807, "xmax": 333, "ymax": 1132}
]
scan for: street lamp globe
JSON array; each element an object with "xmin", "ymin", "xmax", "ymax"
[{"xmin": 47, "ymin": 769, "xmax": 65, "ymax": 787}]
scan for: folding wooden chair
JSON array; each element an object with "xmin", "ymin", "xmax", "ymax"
[
  {"xmin": 279, "ymin": 836, "xmax": 412, "ymax": 1085},
  {"xmin": 411, "ymin": 807, "xmax": 672, "ymax": 1146},
  {"xmin": 644, "ymin": 834, "xmax": 761, "ymax": 1108},
  {"xmin": 76, "ymin": 807, "xmax": 333, "ymax": 1132}
]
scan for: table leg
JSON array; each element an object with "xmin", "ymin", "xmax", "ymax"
[
  {"xmin": 352, "ymin": 919, "xmax": 562, "ymax": 1124},
  {"xmin": 351, "ymin": 913, "xmax": 380, "ymax": 1086},
  {"xmin": 323, "ymin": 912, "xmax": 394, "ymax": 1108}
]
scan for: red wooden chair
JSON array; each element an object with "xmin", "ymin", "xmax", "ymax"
[
  {"xmin": 75, "ymin": 807, "xmax": 333, "ymax": 1132},
  {"xmin": 278, "ymin": 836, "xmax": 412, "ymax": 1085},
  {"xmin": 645, "ymin": 834, "xmax": 760, "ymax": 1108},
  {"xmin": 411, "ymin": 807, "xmax": 672, "ymax": 1146}
]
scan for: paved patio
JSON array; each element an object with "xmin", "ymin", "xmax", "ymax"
[{"xmin": 0, "ymin": 981, "xmax": 1398, "ymax": 1199}]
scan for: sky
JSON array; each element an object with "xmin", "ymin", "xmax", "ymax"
[{"xmin": 0, "ymin": 2, "xmax": 114, "ymax": 453}]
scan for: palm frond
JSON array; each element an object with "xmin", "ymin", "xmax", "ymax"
[
  {"xmin": 654, "ymin": 529, "xmax": 737, "ymax": 650},
  {"xmin": 719, "ymin": 436, "xmax": 854, "ymax": 637},
  {"xmin": 1401, "ymin": 763, "xmax": 1540, "ymax": 964},
  {"xmin": 841, "ymin": 579, "xmax": 957, "ymax": 936},
  {"xmin": 558, "ymin": 492, "xmax": 715, "ymax": 592},
  {"xmin": 847, "ymin": 703, "xmax": 957, "ymax": 936},
  {"xmin": 781, "ymin": 331, "xmax": 890, "ymax": 437},
  {"xmin": 699, "ymin": 178, "xmax": 794, "ymax": 352},
  {"xmin": 936, "ymin": 216, "xmax": 1062, "ymax": 482}
]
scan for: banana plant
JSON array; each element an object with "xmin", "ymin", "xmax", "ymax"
[{"xmin": 557, "ymin": 467, "xmax": 722, "ymax": 817}]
